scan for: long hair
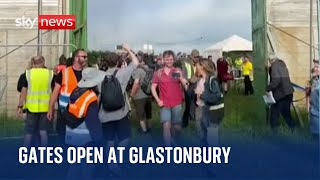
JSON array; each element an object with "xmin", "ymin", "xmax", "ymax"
[{"xmin": 197, "ymin": 58, "xmax": 216, "ymax": 77}]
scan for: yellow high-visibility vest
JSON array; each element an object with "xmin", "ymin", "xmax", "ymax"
[
  {"xmin": 185, "ymin": 62, "xmax": 193, "ymax": 79},
  {"xmin": 235, "ymin": 58, "xmax": 243, "ymax": 69},
  {"xmin": 25, "ymin": 68, "xmax": 53, "ymax": 113}
]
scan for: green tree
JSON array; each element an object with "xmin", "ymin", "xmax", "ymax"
[{"xmin": 87, "ymin": 50, "xmax": 111, "ymax": 66}]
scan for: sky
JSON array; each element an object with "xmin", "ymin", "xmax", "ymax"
[{"xmin": 88, "ymin": 0, "xmax": 252, "ymax": 54}]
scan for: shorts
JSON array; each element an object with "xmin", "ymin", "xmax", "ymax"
[
  {"xmin": 25, "ymin": 112, "xmax": 48, "ymax": 134},
  {"xmin": 160, "ymin": 104, "xmax": 183, "ymax": 124},
  {"xmin": 133, "ymin": 98, "xmax": 152, "ymax": 121},
  {"xmin": 102, "ymin": 114, "xmax": 131, "ymax": 142}
]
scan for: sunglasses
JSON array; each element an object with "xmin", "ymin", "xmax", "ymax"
[{"xmin": 78, "ymin": 55, "xmax": 87, "ymax": 59}]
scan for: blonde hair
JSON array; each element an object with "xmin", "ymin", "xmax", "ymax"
[{"xmin": 197, "ymin": 58, "xmax": 216, "ymax": 77}]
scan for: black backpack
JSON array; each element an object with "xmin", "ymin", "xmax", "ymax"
[
  {"xmin": 140, "ymin": 66, "xmax": 154, "ymax": 96},
  {"xmin": 126, "ymin": 76, "xmax": 134, "ymax": 92},
  {"xmin": 100, "ymin": 70, "xmax": 125, "ymax": 111}
]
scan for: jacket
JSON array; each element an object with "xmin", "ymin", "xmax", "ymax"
[{"xmin": 266, "ymin": 60, "xmax": 294, "ymax": 101}]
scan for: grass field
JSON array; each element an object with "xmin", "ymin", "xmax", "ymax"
[
  {"xmin": 0, "ymin": 87, "xmax": 313, "ymax": 145},
  {"xmin": 0, "ymin": 89, "xmax": 317, "ymax": 179}
]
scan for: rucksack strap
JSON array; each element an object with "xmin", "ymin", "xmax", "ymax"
[
  {"xmin": 209, "ymin": 76, "xmax": 214, "ymax": 92},
  {"xmin": 209, "ymin": 76, "xmax": 221, "ymax": 93},
  {"xmin": 157, "ymin": 68, "xmax": 163, "ymax": 84},
  {"xmin": 70, "ymin": 87, "xmax": 89, "ymax": 102},
  {"xmin": 113, "ymin": 70, "xmax": 118, "ymax": 77},
  {"xmin": 209, "ymin": 76, "xmax": 223, "ymax": 98}
]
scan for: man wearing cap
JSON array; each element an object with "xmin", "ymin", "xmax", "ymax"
[{"xmin": 181, "ymin": 49, "xmax": 199, "ymax": 128}]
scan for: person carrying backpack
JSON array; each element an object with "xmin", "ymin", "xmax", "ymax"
[
  {"xmin": 63, "ymin": 67, "xmax": 104, "ymax": 146},
  {"xmin": 63, "ymin": 67, "xmax": 104, "ymax": 180},
  {"xmin": 194, "ymin": 58, "xmax": 224, "ymax": 145},
  {"xmin": 98, "ymin": 44, "xmax": 140, "ymax": 176},
  {"xmin": 194, "ymin": 58, "xmax": 224, "ymax": 176},
  {"xmin": 195, "ymin": 59, "xmax": 224, "ymax": 146},
  {"xmin": 130, "ymin": 58, "xmax": 153, "ymax": 134}
]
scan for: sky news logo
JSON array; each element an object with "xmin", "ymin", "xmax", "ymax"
[{"xmin": 15, "ymin": 15, "xmax": 76, "ymax": 30}]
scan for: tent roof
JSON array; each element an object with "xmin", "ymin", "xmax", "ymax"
[{"xmin": 205, "ymin": 35, "xmax": 252, "ymax": 52}]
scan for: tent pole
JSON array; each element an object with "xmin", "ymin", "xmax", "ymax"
[
  {"xmin": 37, "ymin": 0, "xmax": 42, "ymax": 56},
  {"xmin": 310, "ymin": 0, "xmax": 314, "ymax": 80},
  {"xmin": 316, "ymin": 0, "xmax": 320, "ymax": 169}
]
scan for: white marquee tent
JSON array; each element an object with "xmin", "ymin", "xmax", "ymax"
[{"xmin": 204, "ymin": 35, "xmax": 253, "ymax": 63}]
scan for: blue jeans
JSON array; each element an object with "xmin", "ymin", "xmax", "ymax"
[{"xmin": 195, "ymin": 106, "xmax": 221, "ymax": 146}]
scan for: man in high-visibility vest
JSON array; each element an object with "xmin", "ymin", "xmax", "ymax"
[
  {"xmin": 235, "ymin": 56, "xmax": 243, "ymax": 70},
  {"xmin": 17, "ymin": 56, "xmax": 53, "ymax": 147},
  {"xmin": 181, "ymin": 49, "xmax": 199, "ymax": 128},
  {"xmin": 47, "ymin": 49, "xmax": 88, "ymax": 145}
]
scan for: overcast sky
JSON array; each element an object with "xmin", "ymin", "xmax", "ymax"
[{"xmin": 88, "ymin": 0, "xmax": 251, "ymax": 54}]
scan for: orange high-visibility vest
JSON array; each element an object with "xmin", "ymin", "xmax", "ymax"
[
  {"xmin": 65, "ymin": 89, "xmax": 97, "ymax": 146},
  {"xmin": 68, "ymin": 90, "xmax": 98, "ymax": 118},
  {"xmin": 59, "ymin": 67, "xmax": 78, "ymax": 109}
]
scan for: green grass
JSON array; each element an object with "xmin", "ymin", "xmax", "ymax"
[
  {"xmin": 0, "ymin": 89, "xmax": 315, "ymax": 146},
  {"xmin": 128, "ymin": 87, "xmax": 314, "ymax": 145}
]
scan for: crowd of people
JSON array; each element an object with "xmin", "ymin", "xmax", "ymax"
[
  {"xmin": 15, "ymin": 44, "xmax": 320, "ymax": 177},
  {"xmin": 16, "ymin": 45, "xmax": 225, "ymax": 176}
]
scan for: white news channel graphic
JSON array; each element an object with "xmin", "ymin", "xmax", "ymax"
[
  {"xmin": 15, "ymin": 16, "xmax": 38, "ymax": 29},
  {"xmin": 18, "ymin": 147, "xmax": 231, "ymax": 164}
]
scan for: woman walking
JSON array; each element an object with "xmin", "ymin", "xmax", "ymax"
[{"xmin": 194, "ymin": 58, "xmax": 224, "ymax": 176}]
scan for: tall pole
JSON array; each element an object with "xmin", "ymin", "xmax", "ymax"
[
  {"xmin": 37, "ymin": 0, "xmax": 42, "ymax": 56},
  {"xmin": 311, "ymin": 0, "xmax": 314, "ymax": 80},
  {"xmin": 317, "ymin": 0, "xmax": 320, "ymax": 172}
]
